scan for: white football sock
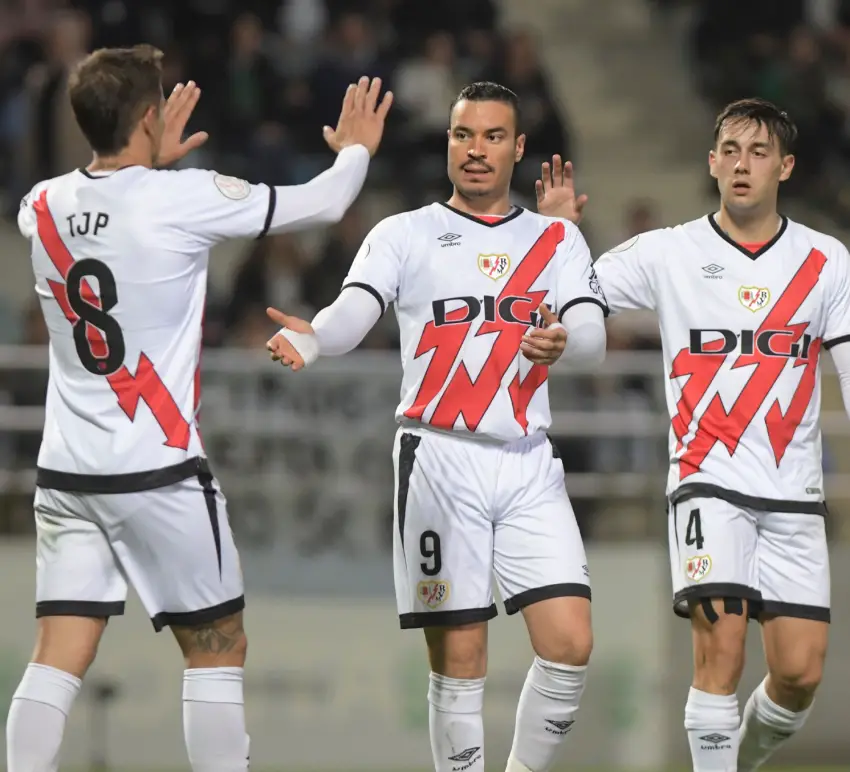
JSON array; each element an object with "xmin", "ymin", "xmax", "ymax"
[
  {"xmin": 506, "ymin": 657, "xmax": 586, "ymax": 772},
  {"xmin": 6, "ymin": 662, "xmax": 81, "ymax": 772},
  {"xmin": 183, "ymin": 667, "xmax": 250, "ymax": 772},
  {"xmin": 428, "ymin": 672, "xmax": 485, "ymax": 771},
  {"xmin": 738, "ymin": 678, "xmax": 812, "ymax": 772},
  {"xmin": 684, "ymin": 687, "xmax": 740, "ymax": 771}
]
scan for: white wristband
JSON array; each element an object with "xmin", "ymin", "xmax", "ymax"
[{"xmin": 278, "ymin": 328, "xmax": 320, "ymax": 367}]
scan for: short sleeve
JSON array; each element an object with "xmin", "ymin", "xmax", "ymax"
[
  {"xmin": 341, "ymin": 215, "xmax": 407, "ymax": 316},
  {"xmin": 17, "ymin": 185, "xmax": 45, "ymax": 240},
  {"xmin": 592, "ymin": 233, "xmax": 658, "ymax": 313},
  {"xmin": 555, "ymin": 222, "xmax": 609, "ymax": 321},
  {"xmin": 823, "ymin": 244, "xmax": 850, "ymax": 349},
  {"xmin": 156, "ymin": 169, "xmax": 274, "ymax": 247}
]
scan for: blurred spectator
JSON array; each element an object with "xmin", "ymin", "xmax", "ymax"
[
  {"xmin": 22, "ymin": 9, "xmax": 91, "ymax": 190},
  {"xmin": 498, "ymin": 31, "xmax": 572, "ymax": 189},
  {"xmin": 223, "ymin": 233, "xmax": 307, "ymax": 342},
  {"xmin": 0, "ymin": 0, "xmax": 574, "ymax": 355}
]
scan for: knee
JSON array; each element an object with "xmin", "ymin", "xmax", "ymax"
[
  {"xmin": 769, "ymin": 656, "xmax": 824, "ymax": 705},
  {"xmin": 533, "ymin": 626, "xmax": 593, "ymax": 667},
  {"xmin": 425, "ymin": 623, "xmax": 487, "ymax": 679},
  {"xmin": 525, "ymin": 597, "xmax": 593, "ymax": 667}
]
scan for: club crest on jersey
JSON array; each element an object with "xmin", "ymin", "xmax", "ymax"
[
  {"xmin": 478, "ymin": 253, "xmax": 510, "ymax": 280},
  {"xmin": 686, "ymin": 555, "xmax": 712, "ymax": 582},
  {"xmin": 738, "ymin": 286, "xmax": 770, "ymax": 312},
  {"xmin": 418, "ymin": 580, "xmax": 450, "ymax": 609}
]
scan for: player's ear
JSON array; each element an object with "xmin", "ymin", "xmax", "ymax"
[
  {"xmin": 515, "ymin": 133, "xmax": 526, "ymax": 164},
  {"xmin": 779, "ymin": 153, "xmax": 795, "ymax": 182},
  {"xmin": 708, "ymin": 149, "xmax": 718, "ymax": 179}
]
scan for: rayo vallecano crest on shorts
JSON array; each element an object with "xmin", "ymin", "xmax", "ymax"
[
  {"xmin": 417, "ymin": 579, "xmax": 450, "ymax": 609},
  {"xmin": 478, "ymin": 253, "xmax": 510, "ymax": 280},
  {"xmin": 738, "ymin": 286, "xmax": 770, "ymax": 312},
  {"xmin": 686, "ymin": 555, "xmax": 712, "ymax": 582}
]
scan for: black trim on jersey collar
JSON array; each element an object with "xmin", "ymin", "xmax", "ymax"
[
  {"xmin": 707, "ymin": 213, "xmax": 788, "ymax": 260},
  {"xmin": 78, "ymin": 165, "xmax": 144, "ymax": 179},
  {"xmin": 440, "ymin": 202, "xmax": 524, "ymax": 227}
]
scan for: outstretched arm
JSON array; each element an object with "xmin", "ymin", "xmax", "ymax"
[
  {"xmin": 266, "ymin": 287, "xmax": 382, "ymax": 369},
  {"xmin": 266, "ymin": 213, "xmax": 406, "ymax": 371}
]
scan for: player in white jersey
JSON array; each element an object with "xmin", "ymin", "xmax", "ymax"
[
  {"xmin": 265, "ymin": 82, "xmax": 608, "ymax": 772},
  {"xmin": 7, "ymin": 45, "xmax": 392, "ymax": 772},
  {"xmin": 537, "ymin": 98, "xmax": 850, "ymax": 772}
]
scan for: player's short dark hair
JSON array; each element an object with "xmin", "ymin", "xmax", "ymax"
[
  {"xmin": 450, "ymin": 81, "xmax": 522, "ymax": 133},
  {"xmin": 68, "ymin": 45, "xmax": 164, "ymax": 156},
  {"xmin": 714, "ymin": 98, "xmax": 798, "ymax": 155}
]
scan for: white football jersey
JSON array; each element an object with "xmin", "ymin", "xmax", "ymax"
[
  {"xmin": 19, "ymin": 166, "xmax": 277, "ymax": 478},
  {"xmin": 594, "ymin": 214, "xmax": 850, "ymax": 511},
  {"xmin": 344, "ymin": 203, "xmax": 607, "ymax": 441}
]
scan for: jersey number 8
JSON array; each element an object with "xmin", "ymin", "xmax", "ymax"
[{"xmin": 66, "ymin": 259, "xmax": 126, "ymax": 375}]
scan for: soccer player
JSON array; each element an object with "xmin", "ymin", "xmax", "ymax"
[
  {"xmin": 536, "ymin": 98, "xmax": 850, "ymax": 771},
  {"xmin": 9, "ymin": 45, "xmax": 391, "ymax": 772},
  {"xmin": 265, "ymin": 82, "xmax": 608, "ymax": 772}
]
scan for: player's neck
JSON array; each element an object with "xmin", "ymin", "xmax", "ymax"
[
  {"xmin": 715, "ymin": 205, "xmax": 781, "ymax": 246},
  {"xmin": 447, "ymin": 190, "xmax": 513, "ymax": 217},
  {"xmin": 88, "ymin": 144, "xmax": 153, "ymax": 173}
]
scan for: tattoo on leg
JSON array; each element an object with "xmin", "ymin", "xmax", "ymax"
[{"xmin": 185, "ymin": 616, "xmax": 244, "ymax": 655}]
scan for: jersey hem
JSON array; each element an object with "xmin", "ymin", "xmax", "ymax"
[
  {"xmin": 150, "ymin": 595, "xmax": 245, "ymax": 633},
  {"xmin": 36, "ymin": 456, "xmax": 212, "ymax": 494},
  {"xmin": 558, "ymin": 296, "xmax": 609, "ymax": 321},
  {"xmin": 36, "ymin": 599, "xmax": 126, "ymax": 619},
  {"xmin": 341, "ymin": 281, "xmax": 386, "ymax": 316},
  {"xmin": 823, "ymin": 333, "xmax": 850, "ymax": 350},
  {"xmin": 670, "ymin": 482, "xmax": 826, "ymax": 515},
  {"xmin": 503, "ymin": 582, "xmax": 591, "ymax": 615},
  {"xmin": 399, "ymin": 604, "xmax": 497, "ymax": 629}
]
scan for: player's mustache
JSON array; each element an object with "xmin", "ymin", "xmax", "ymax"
[{"xmin": 462, "ymin": 159, "xmax": 493, "ymax": 172}]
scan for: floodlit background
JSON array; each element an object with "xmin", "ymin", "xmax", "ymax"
[{"xmin": 0, "ymin": 0, "xmax": 848, "ymax": 769}]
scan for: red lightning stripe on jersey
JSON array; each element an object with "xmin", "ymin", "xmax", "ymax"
[
  {"xmin": 35, "ymin": 191, "xmax": 192, "ymax": 450},
  {"xmin": 405, "ymin": 222, "xmax": 565, "ymax": 432},
  {"xmin": 670, "ymin": 248, "xmax": 826, "ymax": 477}
]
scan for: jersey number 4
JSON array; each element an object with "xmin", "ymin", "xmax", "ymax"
[{"xmin": 35, "ymin": 192, "xmax": 192, "ymax": 450}]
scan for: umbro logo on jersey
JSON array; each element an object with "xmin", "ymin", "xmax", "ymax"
[
  {"xmin": 438, "ymin": 232, "xmax": 462, "ymax": 247},
  {"xmin": 702, "ymin": 263, "xmax": 724, "ymax": 278}
]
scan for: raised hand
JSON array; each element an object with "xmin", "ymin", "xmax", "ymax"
[
  {"xmin": 520, "ymin": 304, "xmax": 567, "ymax": 366},
  {"xmin": 535, "ymin": 155, "xmax": 588, "ymax": 225},
  {"xmin": 323, "ymin": 76, "xmax": 394, "ymax": 157},
  {"xmin": 265, "ymin": 307, "xmax": 315, "ymax": 372},
  {"xmin": 157, "ymin": 81, "xmax": 209, "ymax": 167}
]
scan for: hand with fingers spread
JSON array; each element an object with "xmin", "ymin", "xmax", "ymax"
[
  {"xmin": 323, "ymin": 76, "xmax": 394, "ymax": 157},
  {"xmin": 520, "ymin": 304, "xmax": 568, "ymax": 366},
  {"xmin": 265, "ymin": 307, "xmax": 317, "ymax": 372},
  {"xmin": 535, "ymin": 154, "xmax": 588, "ymax": 225},
  {"xmin": 156, "ymin": 81, "xmax": 209, "ymax": 167}
]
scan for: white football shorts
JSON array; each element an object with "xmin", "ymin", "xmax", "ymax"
[
  {"xmin": 392, "ymin": 427, "xmax": 590, "ymax": 628},
  {"xmin": 669, "ymin": 494, "xmax": 830, "ymax": 623},
  {"xmin": 34, "ymin": 460, "xmax": 244, "ymax": 631}
]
